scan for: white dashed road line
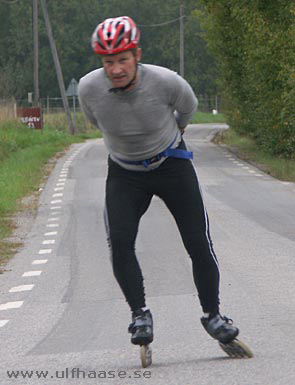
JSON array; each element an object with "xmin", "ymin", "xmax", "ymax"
[
  {"xmin": 42, "ymin": 240, "xmax": 55, "ymax": 245},
  {"xmin": 51, "ymin": 200, "xmax": 62, "ymax": 204},
  {"xmin": 22, "ymin": 271, "xmax": 42, "ymax": 277},
  {"xmin": 38, "ymin": 249, "xmax": 52, "ymax": 255},
  {"xmin": 9, "ymin": 285, "xmax": 35, "ymax": 293},
  {"xmin": 0, "ymin": 301, "xmax": 24, "ymax": 310},
  {"xmin": 48, "ymin": 218, "xmax": 59, "ymax": 222},
  {"xmin": 0, "ymin": 147, "xmax": 84, "ymax": 328},
  {"xmin": 53, "ymin": 193, "xmax": 63, "ymax": 198},
  {"xmin": 223, "ymin": 152, "xmax": 270, "ymax": 179},
  {"xmin": 44, "ymin": 231, "xmax": 57, "ymax": 236},
  {"xmin": 32, "ymin": 259, "xmax": 48, "ymax": 265}
]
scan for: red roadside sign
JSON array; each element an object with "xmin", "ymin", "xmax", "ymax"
[{"xmin": 17, "ymin": 107, "xmax": 43, "ymax": 129}]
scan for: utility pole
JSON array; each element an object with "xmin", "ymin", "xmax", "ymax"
[
  {"xmin": 33, "ymin": 0, "xmax": 39, "ymax": 106},
  {"xmin": 40, "ymin": 0, "xmax": 75, "ymax": 134},
  {"xmin": 179, "ymin": 3, "xmax": 184, "ymax": 78}
]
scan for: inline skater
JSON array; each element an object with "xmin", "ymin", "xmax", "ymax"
[{"xmin": 78, "ymin": 16, "xmax": 250, "ymax": 364}]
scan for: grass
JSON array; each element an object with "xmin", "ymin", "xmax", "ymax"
[
  {"xmin": 192, "ymin": 111, "xmax": 227, "ymax": 124},
  {"xmin": 0, "ymin": 113, "xmax": 101, "ymax": 270},
  {"xmin": 43, "ymin": 111, "xmax": 96, "ymax": 134},
  {"xmin": 214, "ymin": 128, "xmax": 295, "ymax": 182}
]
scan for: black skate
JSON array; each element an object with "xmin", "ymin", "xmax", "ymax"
[
  {"xmin": 128, "ymin": 309, "xmax": 153, "ymax": 367},
  {"xmin": 201, "ymin": 313, "xmax": 253, "ymax": 358}
]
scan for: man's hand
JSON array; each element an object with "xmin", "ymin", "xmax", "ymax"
[{"xmin": 179, "ymin": 127, "xmax": 186, "ymax": 135}]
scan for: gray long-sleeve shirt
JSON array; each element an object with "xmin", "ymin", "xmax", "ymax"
[{"xmin": 78, "ymin": 63, "xmax": 198, "ymax": 171}]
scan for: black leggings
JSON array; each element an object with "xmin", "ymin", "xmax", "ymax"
[{"xmin": 104, "ymin": 151, "xmax": 220, "ymax": 314}]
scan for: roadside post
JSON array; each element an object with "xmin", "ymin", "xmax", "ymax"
[{"xmin": 66, "ymin": 78, "xmax": 78, "ymax": 129}]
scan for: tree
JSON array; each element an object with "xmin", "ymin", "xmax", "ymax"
[{"xmin": 0, "ymin": 0, "xmax": 219, "ymax": 105}]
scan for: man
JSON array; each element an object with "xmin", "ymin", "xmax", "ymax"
[{"xmin": 78, "ymin": 16, "xmax": 239, "ymax": 348}]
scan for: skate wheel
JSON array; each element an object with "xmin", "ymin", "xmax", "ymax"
[
  {"xmin": 219, "ymin": 338, "xmax": 253, "ymax": 358},
  {"xmin": 140, "ymin": 344, "xmax": 152, "ymax": 368}
]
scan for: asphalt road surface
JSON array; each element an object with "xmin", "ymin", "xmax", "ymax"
[{"xmin": 1, "ymin": 123, "xmax": 295, "ymax": 385}]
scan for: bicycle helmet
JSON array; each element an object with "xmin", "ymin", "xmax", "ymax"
[{"xmin": 91, "ymin": 16, "xmax": 140, "ymax": 55}]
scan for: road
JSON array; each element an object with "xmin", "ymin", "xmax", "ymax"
[{"xmin": 1, "ymin": 123, "xmax": 295, "ymax": 385}]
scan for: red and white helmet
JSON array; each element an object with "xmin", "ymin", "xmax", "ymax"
[{"xmin": 91, "ymin": 16, "xmax": 140, "ymax": 55}]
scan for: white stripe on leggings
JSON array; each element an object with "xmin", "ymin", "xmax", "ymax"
[
  {"xmin": 103, "ymin": 203, "xmax": 113, "ymax": 262},
  {"xmin": 192, "ymin": 162, "xmax": 219, "ymax": 269}
]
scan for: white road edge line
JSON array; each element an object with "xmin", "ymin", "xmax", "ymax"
[
  {"xmin": 44, "ymin": 231, "xmax": 57, "ymax": 236},
  {"xmin": 38, "ymin": 249, "xmax": 52, "ymax": 254},
  {"xmin": 42, "ymin": 240, "xmax": 55, "ymax": 245},
  {"xmin": 9, "ymin": 285, "xmax": 35, "ymax": 293},
  {"xmin": 0, "ymin": 301, "xmax": 24, "ymax": 310},
  {"xmin": 32, "ymin": 259, "xmax": 48, "ymax": 265},
  {"xmin": 22, "ymin": 271, "xmax": 42, "ymax": 277}
]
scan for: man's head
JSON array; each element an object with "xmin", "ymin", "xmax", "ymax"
[{"xmin": 91, "ymin": 16, "xmax": 141, "ymax": 90}]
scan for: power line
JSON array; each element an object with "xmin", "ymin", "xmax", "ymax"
[
  {"xmin": 138, "ymin": 15, "xmax": 190, "ymax": 27},
  {"xmin": 0, "ymin": 0, "xmax": 20, "ymax": 4}
]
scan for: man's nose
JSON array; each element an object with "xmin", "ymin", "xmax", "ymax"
[{"xmin": 111, "ymin": 62, "xmax": 122, "ymax": 74}]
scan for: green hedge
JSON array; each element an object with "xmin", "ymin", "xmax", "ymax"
[{"xmin": 196, "ymin": 1, "xmax": 295, "ymax": 158}]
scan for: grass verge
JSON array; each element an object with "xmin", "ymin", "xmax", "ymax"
[
  {"xmin": 192, "ymin": 111, "xmax": 226, "ymax": 124},
  {"xmin": 214, "ymin": 128, "xmax": 295, "ymax": 182},
  {"xmin": 0, "ymin": 117, "xmax": 101, "ymax": 271}
]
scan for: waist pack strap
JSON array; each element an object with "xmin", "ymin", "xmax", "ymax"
[
  {"xmin": 161, "ymin": 148, "xmax": 193, "ymax": 160},
  {"xmin": 114, "ymin": 136, "xmax": 193, "ymax": 168},
  {"xmin": 125, "ymin": 148, "xmax": 193, "ymax": 168}
]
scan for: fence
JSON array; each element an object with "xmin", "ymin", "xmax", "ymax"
[
  {"xmin": 0, "ymin": 94, "xmax": 222, "ymax": 133},
  {"xmin": 0, "ymin": 94, "xmax": 222, "ymax": 115}
]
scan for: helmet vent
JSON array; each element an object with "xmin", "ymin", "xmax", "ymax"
[{"xmin": 114, "ymin": 32, "xmax": 124, "ymax": 48}]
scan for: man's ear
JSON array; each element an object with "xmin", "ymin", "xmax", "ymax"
[{"xmin": 136, "ymin": 48, "xmax": 142, "ymax": 62}]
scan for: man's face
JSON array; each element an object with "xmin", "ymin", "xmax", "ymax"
[{"xmin": 102, "ymin": 49, "xmax": 142, "ymax": 89}]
